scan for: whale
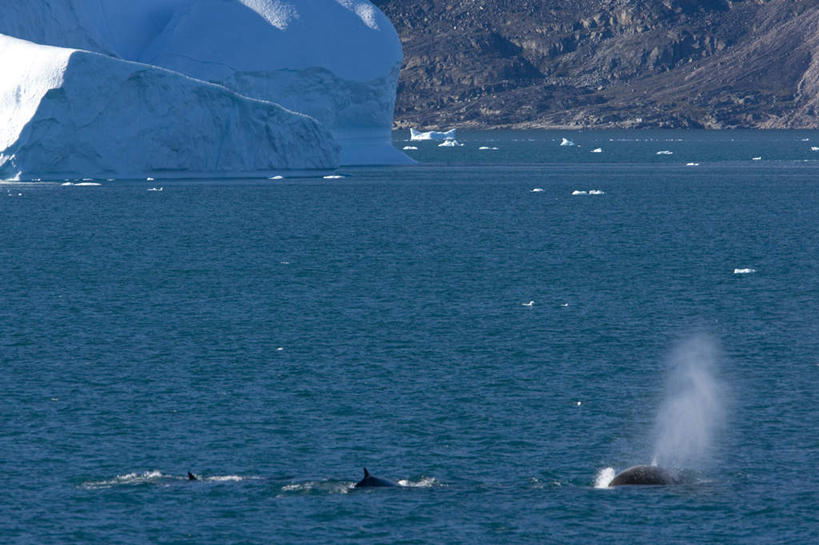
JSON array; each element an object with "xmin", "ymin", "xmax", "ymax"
[
  {"xmin": 354, "ymin": 468, "xmax": 397, "ymax": 488},
  {"xmin": 609, "ymin": 465, "xmax": 679, "ymax": 486},
  {"xmin": 187, "ymin": 472, "xmax": 197, "ymax": 481}
]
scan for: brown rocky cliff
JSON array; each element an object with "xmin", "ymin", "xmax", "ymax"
[{"xmin": 372, "ymin": 0, "xmax": 819, "ymax": 129}]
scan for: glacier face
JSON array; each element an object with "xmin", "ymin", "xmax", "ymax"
[{"xmin": 0, "ymin": 0, "xmax": 409, "ymax": 180}]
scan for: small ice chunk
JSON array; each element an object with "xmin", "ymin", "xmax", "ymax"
[
  {"xmin": 733, "ymin": 268, "xmax": 756, "ymax": 274},
  {"xmin": 560, "ymin": 138, "xmax": 575, "ymax": 147},
  {"xmin": 402, "ymin": 146, "xmax": 419, "ymax": 151},
  {"xmin": 811, "ymin": 147, "xmax": 819, "ymax": 152},
  {"xmin": 656, "ymin": 150, "xmax": 673, "ymax": 155},
  {"xmin": 590, "ymin": 148, "xmax": 603, "ymax": 153},
  {"xmin": 147, "ymin": 187, "xmax": 163, "ymax": 191},
  {"xmin": 752, "ymin": 157, "xmax": 762, "ymax": 161},
  {"xmin": 323, "ymin": 174, "xmax": 345, "ymax": 179},
  {"xmin": 438, "ymin": 139, "xmax": 463, "ymax": 147},
  {"xmin": 686, "ymin": 162, "xmax": 700, "ymax": 166},
  {"xmin": 588, "ymin": 189, "xmax": 605, "ymax": 195},
  {"xmin": 572, "ymin": 190, "xmax": 588, "ymax": 195},
  {"xmin": 522, "ymin": 300, "xmax": 534, "ymax": 307},
  {"xmin": 479, "ymin": 146, "xmax": 499, "ymax": 150},
  {"xmin": 410, "ymin": 128, "xmax": 456, "ymax": 141},
  {"xmin": 146, "ymin": 177, "xmax": 155, "ymax": 181},
  {"xmin": 531, "ymin": 188, "xmax": 544, "ymax": 192}
]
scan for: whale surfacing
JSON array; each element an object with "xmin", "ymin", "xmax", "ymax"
[
  {"xmin": 354, "ymin": 468, "xmax": 397, "ymax": 488},
  {"xmin": 609, "ymin": 465, "xmax": 679, "ymax": 486}
]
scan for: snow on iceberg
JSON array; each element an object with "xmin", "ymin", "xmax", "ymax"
[
  {"xmin": 0, "ymin": 34, "xmax": 337, "ymax": 180},
  {"xmin": 411, "ymin": 128, "xmax": 457, "ymax": 141},
  {"xmin": 0, "ymin": 0, "xmax": 409, "ymax": 180}
]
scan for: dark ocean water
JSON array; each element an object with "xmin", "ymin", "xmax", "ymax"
[{"xmin": 1, "ymin": 130, "xmax": 818, "ymax": 544}]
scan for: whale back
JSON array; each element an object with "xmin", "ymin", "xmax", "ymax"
[
  {"xmin": 354, "ymin": 467, "xmax": 397, "ymax": 488},
  {"xmin": 609, "ymin": 465, "xmax": 678, "ymax": 486}
]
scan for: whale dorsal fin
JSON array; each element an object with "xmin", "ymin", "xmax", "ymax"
[
  {"xmin": 187, "ymin": 472, "xmax": 197, "ymax": 481},
  {"xmin": 363, "ymin": 467, "xmax": 370, "ymax": 478}
]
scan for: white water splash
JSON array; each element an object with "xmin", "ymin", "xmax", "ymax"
[
  {"xmin": 594, "ymin": 467, "xmax": 615, "ymax": 488},
  {"xmin": 397, "ymin": 476, "xmax": 440, "ymax": 488},
  {"xmin": 651, "ymin": 335, "xmax": 727, "ymax": 469},
  {"xmin": 82, "ymin": 470, "xmax": 165, "ymax": 489}
]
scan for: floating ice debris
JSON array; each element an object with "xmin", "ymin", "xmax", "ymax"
[
  {"xmin": 402, "ymin": 146, "xmax": 419, "ymax": 150},
  {"xmin": 81, "ymin": 178, "xmax": 94, "ymax": 181},
  {"xmin": 438, "ymin": 139, "xmax": 464, "ymax": 147},
  {"xmin": 752, "ymin": 157, "xmax": 762, "ymax": 161},
  {"xmin": 522, "ymin": 300, "xmax": 534, "ymax": 307},
  {"xmin": 147, "ymin": 187, "xmax": 163, "ymax": 192},
  {"xmin": 656, "ymin": 150, "xmax": 673, "ymax": 155},
  {"xmin": 561, "ymin": 303, "xmax": 569, "ymax": 307},
  {"xmin": 576, "ymin": 401, "xmax": 582, "ymax": 406},
  {"xmin": 323, "ymin": 174, "xmax": 345, "ymax": 179},
  {"xmin": 410, "ymin": 128, "xmax": 456, "ymax": 141},
  {"xmin": 478, "ymin": 146, "xmax": 499, "ymax": 150},
  {"xmin": 531, "ymin": 188, "xmax": 544, "ymax": 192},
  {"xmin": 75, "ymin": 182, "xmax": 101, "ymax": 186},
  {"xmin": 269, "ymin": 175, "xmax": 285, "ymax": 180},
  {"xmin": 572, "ymin": 189, "xmax": 605, "ymax": 195},
  {"xmin": 61, "ymin": 182, "xmax": 73, "ymax": 186},
  {"xmin": 811, "ymin": 147, "xmax": 819, "ymax": 152},
  {"xmin": 560, "ymin": 138, "xmax": 575, "ymax": 147},
  {"xmin": 733, "ymin": 268, "xmax": 756, "ymax": 274},
  {"xmin": 590, "ymin": 148, "xmax": 603, "ymax": 153},
  {"xmin": 686, "ymin": 162, "xmax": 700, "ymax": 166},
  {"xmin": 276, "ymin": 347, "xmax": 284, "ymax": 351},
  {"xmin": 146, "ymin": 177, "xmax": 155, "ymax": 181}
]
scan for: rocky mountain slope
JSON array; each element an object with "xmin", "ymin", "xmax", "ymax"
[{"xmin": 373, "ymin": 0, "xmax": 819, "ymax": 129}]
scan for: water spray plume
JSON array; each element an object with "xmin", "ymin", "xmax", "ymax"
[{"xmin": 651, "ymin": 335, "xmax": 727, "ymax": 469}]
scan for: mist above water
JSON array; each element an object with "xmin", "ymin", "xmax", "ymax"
[{"xmin": 651, "ymin": 335, "xmax": 728, "ymax": 469}]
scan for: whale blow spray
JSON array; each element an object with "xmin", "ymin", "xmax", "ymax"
[{"xmin": 652, "ymin": 335, "xmax": 727, "ymax": 469}]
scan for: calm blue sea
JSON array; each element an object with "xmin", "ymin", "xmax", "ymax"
[{"xmin": 1, "ymin": 130, "xmax": 818, "ymax": 544}]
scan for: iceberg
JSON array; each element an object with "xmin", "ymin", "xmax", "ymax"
[
  {"xmin": 0, "ymin": 0, "xmax": 409, "ymax": 180},
  {"xmin": 410, "ymin": 128, "xmax": 457, "ymax": 141},
  {"xmin": 560, "ymin": 138, "xmax": 575, "ymax": 147},
  {"xmin": 0, "ymin": 34, "xmax": 338, "ymax": 180}
]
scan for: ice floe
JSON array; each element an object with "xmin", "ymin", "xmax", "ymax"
[
  {"xmin": 531, "ymin": 188, "xmax": 544, "ymax": 192},
  {"xmin": 410, "ymin": 128, "xmax": 456, "ymax": 141},
  {"xmin": 479, "ymin": 146, "xmax": 499, "ymax": 150},
  {"xmin": 438, "ymin": 139, "xmax": 464, "ymax": 147},
  {"xmin": 572, "ymin": 189, "xmax": 605, "ymax": 195},
  {"xmin": 402, "ymin": 145, "xmax": 419, "ymax": 150},
  {"xmin": 560, "ymin": 138, "xmax": 575, "ymax": 147},
  {"xmin": 590, "ymin": 148, "xmax": 603, "ymax": 153},
  {"xmin": 656, "ymin": 150, "xmax": 673, "ymax": 155},
  {"xmin": 733, "ymin": 268, "xmax": 757, "ymax": 274}
]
